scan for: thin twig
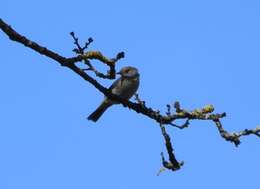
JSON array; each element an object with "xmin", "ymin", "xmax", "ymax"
[
  {"xmin": 1, "ymin": 18, "xmax": 259, "ymax": 172},
  {"xmin": 159, "ymin": 122, "xmax": 184, "ymax": 171}
]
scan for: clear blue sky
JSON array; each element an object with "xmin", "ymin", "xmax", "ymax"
[{"xmin": 1, "ymin": 0, "xmax": 259, "ymax": 188}]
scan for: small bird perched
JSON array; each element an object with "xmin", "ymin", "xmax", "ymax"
[{"xmin": 88, "ymin": 66, "xmax": 140, "ymax": 122}]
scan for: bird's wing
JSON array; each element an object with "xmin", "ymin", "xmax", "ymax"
[{"xmin": 109, "ymin": 77, "xmax": 121, "ymax": 91}]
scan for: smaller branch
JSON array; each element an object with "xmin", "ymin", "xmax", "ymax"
[
  {"xmin": 82, "ymin": 59, "xmax": 115, "ymax": 79},
  {"xmin": 213, "ymin": 120, "xmax": 260, "ymax": 146},
  {"xmin": 81, "ymin": 51, "xmax": 124, "ymax": 67},
  {"xmin": 81, "ymin": 51, "xmax": 124, "ymax": 79},
  {"xmin": 168, "ymin": 102, "xmax": 260, "ymax": 146},
  {"xmin": 166, "ymin": 104, "xmax": 171, "ymax": 116},
  {"xmin": 238, "ymin": 127, "xmax": 260, "ymax": 137},
  {"xmin": 70, "ymin": 32, "xmax": 124, "ymax": 79},
  {"xmin": 169, "ymin": 119, "xmax": 190, "ymax": 129},
  {"xmin": 134, "ymin": 93, "xmax": 146, "ymax": 107},
  {"xmin": 165, "ymin": 102, "xmax": 226, "ymax": 123},
  {"xmin": 159, "ymin": 122, "xmax": 184, "ymax": 172},
  {"xmin": 70, "ymin": 31, "xmax": 93, "ymax": 54}
]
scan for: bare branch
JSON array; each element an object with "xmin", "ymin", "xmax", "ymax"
[
  {"xmin": 134, "ymin": 93, "xmax": 146, "ymax": 107},
  {"xmin": 1, "ymin": 18, "xmax": 259, "ymax": 172},
  {"xmin": 159, "ymin": 122, "xmax": 184, "ymax": 171},
  {"xmin": 213, "ymin": 120, "xmax": 260, "ymax": 146},
  {"xmin": 81, "ymin": 51, "xmax": 124, "ymax": 79},
  {"xmin": 169, "ymin": 119, "xmax": 190, "ymax": 129},
  {"xmin": 70, "ymin": 31, "xmax": 93, "ymax": 54},
  {"xmin": 70, "ymin": 31, "xmax": 124, "ymax": 79}
]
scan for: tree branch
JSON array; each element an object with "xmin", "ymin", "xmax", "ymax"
[
  {"xmin": 159, "ymin": 122, "xmax": 184, "ymax": 171},
  {"xmin": 69, "ymin": 32, "xmax": 124, "ymax": 79},
  {"xmin": 1, "ymin": 18, "xmax": 259, "ymax": 173}
]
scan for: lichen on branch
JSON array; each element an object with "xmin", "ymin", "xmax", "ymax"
[{"xmin": 0, "ymin": 18, "xmax": 259, "ymax": 173}]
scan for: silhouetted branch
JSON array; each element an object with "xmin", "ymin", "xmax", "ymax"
[
  {"xmin": 213, "ymin": 120, "xmax": 260, "ymax": 146},
  {"xmin": 159, "ymin": 123, "xmax": 184, "ymax": 171},
  {"xmin": 1, "ymin": 18, "xmax": 259, "ymax": 173},
  {"xmin": 70, "ymin": 31, "xmax": 93, "ymax": 55},
  {"xmin": 70, "ymin": 32, "xmax": 124, "ymax": 79},
  {"xmin": 134, "ymin": 93, "xmax": 146, "ymax": 107}
]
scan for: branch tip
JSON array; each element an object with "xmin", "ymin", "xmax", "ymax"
[{"xmin": 0, "ymin": 18, "xmax": 259, "ymax": 174}]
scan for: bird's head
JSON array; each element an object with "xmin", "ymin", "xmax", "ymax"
[{"xmin": 117, "ymin": 66, "xmax": 139, "ymax": 79}]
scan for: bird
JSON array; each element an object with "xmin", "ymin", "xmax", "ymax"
[{"xmin": 87, "ymin": 66, "xmax": 140, "ymax": 122}]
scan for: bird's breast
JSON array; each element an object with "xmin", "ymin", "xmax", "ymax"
[{"xmin": 112, "ymin": 77, "xmax": 139, "ymax": 100}]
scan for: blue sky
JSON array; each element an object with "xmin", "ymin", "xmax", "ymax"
[{"xmin": 1, "ymin": 0, "xmax": 259, "ymax": 188}]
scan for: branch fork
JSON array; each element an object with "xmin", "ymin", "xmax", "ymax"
[{"xmin": 0, "ymin": 18, "xmax": 259, "ymax": 174}]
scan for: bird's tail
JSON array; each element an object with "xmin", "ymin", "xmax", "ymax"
[{"xmin": 87, "ymin": 102, "xmax": 111, "ymax": 122}]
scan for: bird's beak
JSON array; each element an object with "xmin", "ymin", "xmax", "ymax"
[{"xmin": 116, "ymin": 71, "xmax": 122, "ymax": 75}]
